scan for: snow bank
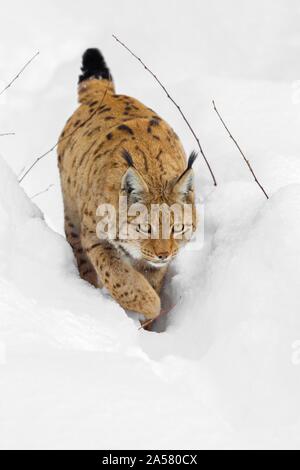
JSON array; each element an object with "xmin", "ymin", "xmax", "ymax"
[
  {"xmin": 0, "ymin": 158, "xmax": 135, "ymax": 353},
  {"xmin": 1, "ymin": 152, "xmax": 300, "ymax": 449},
  {"xmin": 0, "ymin": 157, "xmax": 231, "ymax": 449},
  {"xmin": 173, "ymin": 183, "xmax": 300, "ymax": 429}
]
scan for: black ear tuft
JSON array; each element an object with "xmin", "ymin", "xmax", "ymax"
[
  {"xmin": 79, "ymin": 48, "xmax": 112, "ymax": 83},
  {"xmin": 121, "ymin": 148, "xmax": 134, "ymax": 167},
  {"xmin": 187, "ymin": 150, "xmax": 198, "ymax": 169}
]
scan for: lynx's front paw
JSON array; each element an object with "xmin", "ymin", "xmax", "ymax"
[{"xmin": 139, "ymin": 287, "xmax": 161, "ymax": 320}]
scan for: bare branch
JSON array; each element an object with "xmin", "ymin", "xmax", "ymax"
[
  {"xmin": 139, "ymin": 318, "xmax": 154, "ymax": 331},
  {"xmin": 138, "ymin": 301, "xmax": 179, "ymax": 331},
  {"xmin": 31, "ymin": 183, "xmax": 54, "ymax": 199},
  {"xmin": 212, "ymin": 100, "xmax": 269, "ymax": 200},
  {"xmin": 18, "ymin": 166, "xmax": 25, "ymax": 179},
  {"xmin": 19, "ymin": 82, "xmax": 110, "ymax": 183},
  {"xmin": 0, "ymin": 52, "xmax": 39, "ymax": 97},
  {"xmin": 112, "ymin": 34, "xmax": 217, "ymax": 186}
]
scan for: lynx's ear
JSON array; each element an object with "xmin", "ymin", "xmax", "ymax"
[
  {"xmin": 172, "ymin": 151, "xmax": 197, "ymax": 198},
  {"xmin": 121, "ymin": 149, "xmax": 148, "ymax": 201}
]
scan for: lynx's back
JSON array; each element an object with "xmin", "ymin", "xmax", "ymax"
[{"xmin": 58, "ymin": 54, "xmax": 186, "ymax": 215}]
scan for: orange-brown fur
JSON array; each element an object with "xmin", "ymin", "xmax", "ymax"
[{"xmin": 58, "ymin": 73, "xmax": 196, "ymax": 324}]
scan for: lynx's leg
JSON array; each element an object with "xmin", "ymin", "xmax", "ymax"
[
  {"xmin": 143, "ymin": 266, "xmax": 168, "ymax": 295},
  {"xmin": 64, "ymin": 214, "xmax": 98, "ymax": 287},
  {"xmin": 82, "ymin": 238, "xmax": 161, "ymax": 320},
  {"xmin": 139, "ymin": 267, "xmax": 168, "ymax": 330}
]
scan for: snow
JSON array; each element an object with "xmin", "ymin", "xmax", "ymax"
[{"xmin": 1, "ymin": 0, "xmax": 300, "ymax": 449}]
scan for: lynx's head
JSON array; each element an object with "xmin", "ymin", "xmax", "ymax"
[{"xmin": 114, "ymin": 149, "xmax": 198, "ymax": 268}]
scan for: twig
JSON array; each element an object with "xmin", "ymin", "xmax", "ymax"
[
  {"xmin": 0, "ymin": 132, "xmax": 15, "ymax": 137},
  {"xmin": 0, "ymin": 52, "xmax": 39, "ymax": 97},
  {"xmin": 112, "ymin": 34, "xmax": 217, "ymax": 186},
  {"xmin": 138, "ymin": 300, "xmax": 179, "ymax": 331},
  {"xmin": 212, "ymin": 100, "xmax": 269, "ymax": 200},
  {"xmin": 19, "ymin": 83, "xmax": 110, "ymax": 183},
  {"xmin": 18, "ymin": 166, "xmax": 25, "ymax": 179},
  {"xmin": 30, "ymin": 183, "xmax": 54, "ymax": 199},
  {"xmin": 139, "ymin": 318, "xmax": 154, "ymax": 331}
]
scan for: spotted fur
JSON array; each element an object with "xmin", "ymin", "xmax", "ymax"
[{"xmin": 58, "ymin": 49, "xmax": 197, "ymax": 325}]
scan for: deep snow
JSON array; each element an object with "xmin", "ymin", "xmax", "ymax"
[{"xmin": 1, "ymin": 0, "xmax": 300, "ymax": 450}]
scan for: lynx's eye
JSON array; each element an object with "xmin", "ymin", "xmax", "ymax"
[
  {"xmin": 137, "ymin": 224, "xmax": 151, "ymax": 235},
  {"xmin": 172, "ymin": 224, "xmax": 185, "ymax": 234}
]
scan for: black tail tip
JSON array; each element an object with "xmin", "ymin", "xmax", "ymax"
[{"xmin": 78, "ymin": 48, "xmax": 112, "ymax": 83}]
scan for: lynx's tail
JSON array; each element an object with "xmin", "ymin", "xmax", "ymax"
[
  {"xmin": 78, "ymin": 48, "xmax": 112, "ymax": 83},
  {"xmin": 78, "ymin": 48, "xmax": 114, "ymax": 103}
]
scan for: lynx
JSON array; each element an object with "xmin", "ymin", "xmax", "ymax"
[{"xmin": 58, "ymin": 48, "xmax": 197, "ymax": 327}]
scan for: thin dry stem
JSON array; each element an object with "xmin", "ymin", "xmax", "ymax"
[
  {"xmin": 19, "ymin": 83, "xmax": 110, "ymax": 183},
  {"xmin": 212, "ymin": 100, "xmax": 269, "ymax": 200},
  {"xmin": 0, "ymin": 52, "xmax": 39, "ymax": 97},
  {"xmin": 112, "ymin": 34, "xmax": 217, "ymax": 186},
  {"xmin": 31, "ymin": 183, "xmax": 54, "ymax": 199},
  {"xmin": 138, "ymin": 301, "xmax": 179, "ymax": 330}
]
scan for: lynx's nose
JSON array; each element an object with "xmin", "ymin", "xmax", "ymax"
[{"xmin": 157, "ymin": 252, "xmax": 169, "ymax": 261}]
